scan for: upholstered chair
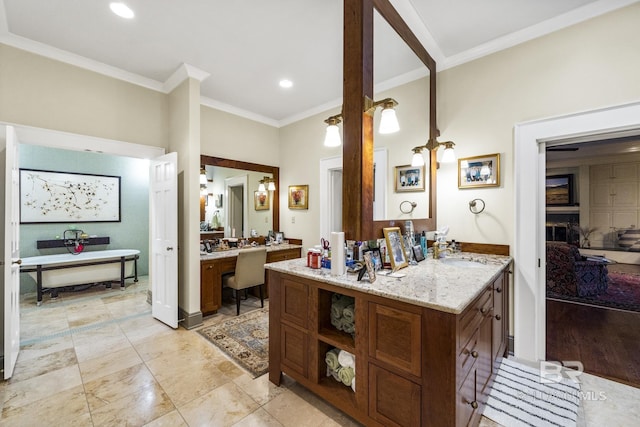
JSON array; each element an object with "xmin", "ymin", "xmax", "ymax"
[
  {"xmin": 222, "ymin": 247, "xmax": 267, "ymax": 315},
  {"xmin": 546, "ymin": 242, "xmax": 608, "ymax": 297}
]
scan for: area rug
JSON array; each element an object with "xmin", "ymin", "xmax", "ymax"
[
  {"xmin": 197, "ymin": 308, "xmax": 268, "ymax": 378},
  {"xmin": 484, "ymin": 358, "xmax": 581, "ymax": 427},
  {"xmin": 547, "ymin": 272, "xmax": 640, "ymax": 312}
]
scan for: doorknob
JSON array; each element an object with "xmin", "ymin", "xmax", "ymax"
[
  {"xmin": 12, "ymin": 259, "xmax": 22, "ymax": 265},
  {"xmin": 166, "ymin": 247, "xmax": 174, "ymax": 251}
]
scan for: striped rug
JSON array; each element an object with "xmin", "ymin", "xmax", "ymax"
[{"xmin": 484, "ymin": 358, "xmax": 581, "ymax": 427}]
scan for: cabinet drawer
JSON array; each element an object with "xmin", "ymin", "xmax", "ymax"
[
  {"xmin": 369, "ymin": 364, "xmax": 421, "ymax": 427},
  {"xmin": 458, "ymin": 327, "xmax": 479, "ymax": 387},
  {"xmin": 457, "ymin": 366, "xmax": 477, "ymax": 427},
  {"xmin": 458, "ymin": 286, "xmax": 492, "ymax": 349}
]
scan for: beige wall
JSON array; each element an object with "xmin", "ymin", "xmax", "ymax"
[
  {"xmin": 0, "ymin": 44, "xmax": 169, "ymax": 148},
  {"xmin": 279, "ymin": 2, "xmax": 640, "ymax": 250}
]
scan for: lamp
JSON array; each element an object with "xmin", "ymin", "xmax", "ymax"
[
  {"xmin": 259, "ymin": 176, "xmax": 276, "ymax": 192},
  {"xmin": 322, "ymin": 97, "xmax": 400, "ymax": 147},
  {"xmin": 324, "ymin": 115, "xmax": 343, "ymax": 147},
  {"xmin": 200, "ymin": 168, "xmax": 208, "ymax": 195},
  {"xmin": 410, "ymin": 139, "xmax": 457, "ymax": 166}
]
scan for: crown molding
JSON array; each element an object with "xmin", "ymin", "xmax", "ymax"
[
  {"xmin": 163, "ymin": 63, "xmax": 210, "ymax": 93},
  {"xmin": 200, "ymin": 96, "xmax": 280, "ymax": 128},
  {"xmin": 441, "ymin": 0, "xmax": 638, "ymax": 71},
  {"xmin": 388, "ymin": 0, "xmax": 445, "ymax": 64}
]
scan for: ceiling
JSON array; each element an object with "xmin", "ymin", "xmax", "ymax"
[{"xmin": 0, "ymin": 0, "xmax": 635, "ymax": 127}]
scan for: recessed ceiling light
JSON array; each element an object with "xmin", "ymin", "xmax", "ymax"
[
  {"xmin": 110, "ymin": 2, "xmax": 135, "ymax": 19},
  {"xmin": 279, "ymin": 79, "xmax": 293, "ymax": 89}
]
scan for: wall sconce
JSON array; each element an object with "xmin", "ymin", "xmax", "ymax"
[
  {"xmin": 322, "ymin": 97, "xmax": 400, "ymax": 147},
  {"xmin": 410, "ymin": 139, "xmax": 456, "ymax": 167},
  {"xmin": 200, "ymin": 167, "xmax": 208, "ymax": 194},
  {"xmin": 258, "ymin": 176, "xmax": 276, "ymax": 192}
]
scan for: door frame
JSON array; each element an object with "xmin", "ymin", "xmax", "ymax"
[
  {"xmin": 514, "ymin": 101, "xmax": 640, "ymax": 362},
  {"xmin": 224, "ymin": 174, "xmax": 248, "ymax": 238}
]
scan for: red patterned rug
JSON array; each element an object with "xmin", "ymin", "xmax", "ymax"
[{"xmin": 547, "ymin": 272, "xmax": 640, "ymax": 312}]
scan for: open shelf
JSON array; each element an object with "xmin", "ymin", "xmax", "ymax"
[{"xmin": 317, "ymin": 288, "xmax": 356, "ymax": 351}]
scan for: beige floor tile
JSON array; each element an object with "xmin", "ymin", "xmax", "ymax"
[
  {"xmin": 2, "ymin": 365, "xmax": 82, "ymax": 413},
  {"xmin": 1, "ymin": 385, "xmax": 90, "ymax": 426},
  {"xmin": 119, "ymin": 313, "xmax": 175, "ymax": 344},
  {"xmin": 84, "ymin": 362, "xmax": 159, "ymax": 411},
  {"xmin": 78, "ymin": 345, "xmax": 143, "ymax": 383},
  {"xmin": 134, "ymin": 328, "xmax": 216, "ymax": 362},
  {"xmin": 10, "ymin": 347, "xmax": 77, "ymax": 383},
  {"xmin": 20, "ymin": 318, "xmax": 70, "ymax": 340},
  {"xmin": 71, "ymin": 324, "xmax": 132, "ymax": 362},
  {"xmin": 18, "ymin": 334, "xmax": 75, "ymax": 362},
  {"xmin": 142, "ymin": 409, "xmax": 189, "ymax": 427},
  {"xmin": 234, "ymin": 373, "xmax": 288, "ymax": 406},
  {"xmin": 580, "ymin": 373, "xmax": 640, "ymax": 427},
  {"xmin": 90, "ymin": 381, "xmax": 175, "ymax": 427},
  {"xmin": 178, "ymin": 381, "xmax": 260, "ymax": 427},
  {"xmin": 263, "ymin": 390, "xmax": 339, "ymax": 427},
  {"xmin": 232, "ymin": 407, "xmax": 284, "ymax": 427}
]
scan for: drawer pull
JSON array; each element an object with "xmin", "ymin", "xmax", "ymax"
[
  {"xmin": 207, "ymin": 266, "xmax": 213, "ymax": 270},
  {"xmin": 480, "ymin": 307, "xmax": 488, "ymax": 314},
  {"xmin": 495, "ymin": 314, "xmax": 501, "ymax": 321},
  {"xmin": 495, "ymin": 287, "xmax": 502, "ymax": 293},
  {"xmin": 470, "ymin": 401, "xmax": 478, "ymax": 409},
  {"xmin": 471, "ymin": 350, "xmax": 479, "ymax": 358}
]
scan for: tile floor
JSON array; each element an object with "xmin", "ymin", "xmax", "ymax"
[{"xmin": 1, "ymin": 277, "xmax": 638, "ymax": 426}]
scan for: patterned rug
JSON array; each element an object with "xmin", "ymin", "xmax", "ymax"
[
  {"xmin": 484, "ymin": 358, "xmax": 580, "ymax": 427},
  {"xmin": 547, "ymin": 271, "xmax": 640, "ymax": 313},
  {"xmin": 197, "ymin": 308, "xmax": 268, "ymax": 378}
]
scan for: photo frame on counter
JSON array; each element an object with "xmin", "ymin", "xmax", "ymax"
[
  {"xmin": 288, "ymin": 185, "xmax": 309, "ymax": 209},
  {"xmin": 254, "ymin": 190, "xmax": 269, "ymax": 210},
  {"xmin": 20, "ymin": 168, "xmax": 121, "ymax": 223},
  {"xmin": 458, "ymin": 153, "xmax": 500, "ymax": 189},
  {"xmin": 412, "ymin": 245, "xmax": 425, "ymax": 262},
  {"xmin": 395, "ymin": 164, "xmax": 426, "ymax": 192},
  {"xmin": 383, "ymin": 227, "xmax": 408, "ymax": 270},
  {"xmin": 361, "ymin": 252, "xmax": 377, "ymax": 283}
]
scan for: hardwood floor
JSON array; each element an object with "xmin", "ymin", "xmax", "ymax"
[{"xmin": 546, "ymin": 299, "xmax": 640, "ymax": 388}]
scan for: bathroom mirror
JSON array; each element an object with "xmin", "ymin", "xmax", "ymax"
[{"xmin": 200, "ymin": 155, "xmax": 279, "ymax": 238}]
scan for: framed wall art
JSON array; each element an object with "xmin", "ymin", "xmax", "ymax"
[
  {"xmin": 254, "ymin": 190, "xmax": 269, "ymax": 210},
  {"xmin": 545, "ymin": 174, "xmax": 574, "ymax": 206},
  {"xmin": 395, "ymin": 164, "xmax": 426, "ymax": 192},
  {"xmin": 288, "ymin": 185, "xmax": 309, "ymax": 209},
  {"xmin": 20, "ymin": 169, "xmax": 121, "ymax": 223},
  {"xmin": 383, "ymin": 226, "xmax": 408, "ymax": 270},
  {"xmin": 458, "ymin": 153, "xmax": 500, "ymax": 189}
]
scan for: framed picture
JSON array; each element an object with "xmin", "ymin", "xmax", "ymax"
[
  {"xmin": 288, "ymin": 185, "xmax": 309, "ymax": 209},
  {"xmin": 458, "ymin": 153, "xmax": 500, "ymax": 189},
  {"xmin": 362, "ymin": 252, "xmax": 377, "ymax": 283},
  {"xmin": 383, "ymin": 227, "xmax": 408, "ymax": 270},
  {"xmin": 20, "ymin": 169, "xmax": 121, "ymax": 223},
  {"xmin": 254, "ymin": 190, "xmax": 269, "ymax": 210},
  {"xmin": 275, "ymin": 231, "xmax": 284, "ymax": 243},
  {"xmin": 395, "ymin": 165, "xmax": 426, "ymax": 192},
  {"xmin": 363, "ymin": 247, "xmax": 382, "ymax": 271},
  {"xmin": 412, "ymin": 245, "xmax": 425, "ymax": 262},
  {"xmin": 545, "ymin": 174, "xmax": 574, "ymax": 206}
]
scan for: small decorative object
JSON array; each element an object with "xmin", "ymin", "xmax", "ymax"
[
  {"xmin": 383, "ymin": 227, "xmax": 408, "ymax": 270},
  {"xmin": 275, "ymin": 231, "xmax": 284, "ymax": 244},
  {"xmin": 254, "ymin": 190, "xmax": 269, "ymax": 211},
  {"xmin": 363, "ymin": 247, "xmax": 382, "ymax": 271},
  {"xmin": 288, "ymin": 185, "xmax": 309, "ymax": 209},
  {"xmin": 412, "ymin": 245, "xmax": 425, "ymax": 262},
  {"xmin": 395, "ymin": 164, "xmax": 426, "ymax": 192},
  {"xmin": 20, "ymin": 169, "xmax": 121, "ymax": 223},
  {"xmin": 458, "ymin": 153, "xmax": 500, "ymax": 189},
  {"xmin": 359, "ymin": 252, "xmax": 377, "ymax": 283},
  {"xmin": 574, "ymin": 225, "xmax": 597, "ymax": 249}
]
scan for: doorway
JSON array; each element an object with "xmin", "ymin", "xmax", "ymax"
[
  {"xmin": 229, "ymin": 185, "xmax": 244, "ymax": 238},
  {"xmin": 224, "ymin": 174, "xmax": 248, "ymax": 238}
]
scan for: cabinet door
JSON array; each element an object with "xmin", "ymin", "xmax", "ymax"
[
  {"xmin": 612, "ymin": 182, "xmax": 638, "ymax": 207},
  {"xmin": 612, "ymin": 163, "xmax": 638, "ymax": 181},
  {"xmin": 590, "ymin": 182, "xmax": 612, "ymax": 207},
  {"xmin": 369, "ymin": 302, "xmax": 422, "ymax": 377},
  {"xmin": 200, "ymin": 261, "xmax": 220, "ymax": 314},
  {"xmin": 281, "ymin": 278, "xmax": 309, "ymax": 328},
  {"xmin": 477, "ymin": 317, "xmax": 493, "ymax": 395},
  {"xmin": 492, "ymin": 274, "xmax": 507, "ymax": 364},
  {"xmin": 369, "ymin": 364, "xmax": 421, "ymax": 427},
  {"xmin": 590, "ymin": 164, "xmax": 612, "ymax": 181},
  {"xmin": 281, "ymin": 324, "xmax": 308, "ymax": 377}
]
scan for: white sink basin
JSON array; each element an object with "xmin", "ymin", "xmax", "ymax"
[{"xmin": 439, "ymin": 258, "xmax": 484, "ymax": 268}]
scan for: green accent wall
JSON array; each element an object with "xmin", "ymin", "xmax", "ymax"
[{"xmin": 19, "ymin": 144, "xmax": 149, "ymax": 293}]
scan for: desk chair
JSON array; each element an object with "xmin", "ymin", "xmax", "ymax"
[{"xmin": 222, "ymin": 247, "xmax": 267, "ymax": 315}]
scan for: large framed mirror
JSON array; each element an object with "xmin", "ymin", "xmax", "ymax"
[{"xmin": 200, "ymin": 155, "xmax": 280, "ymax": 238}]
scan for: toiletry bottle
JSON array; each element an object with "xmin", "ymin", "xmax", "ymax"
[
  {"xmin": 420, "ymin": 231, "xmax": 427, "ymax": 256},
  {"xmin": 438, "ymin": 235, "xmax": 448, "ymax": 258}
]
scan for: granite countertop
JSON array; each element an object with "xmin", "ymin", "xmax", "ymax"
[
  {"xmin": 265, "ymin": 252, "xmax": 512, "ymax": 314},
  {"xmin": 200, "ymin": 243, "xmax": 303, "ymax": 261}
]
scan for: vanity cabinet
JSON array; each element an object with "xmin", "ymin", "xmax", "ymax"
[
  {"xmin": 200, "ymin": 246, "xmax": 301, "ymax": 315},
  {"xmin": 268, "ymin": 261, "xmax": 511, "ymax": 427}
]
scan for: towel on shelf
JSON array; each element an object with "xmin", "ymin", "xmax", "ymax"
[
  {"xmin": 338, "ymin": 350, "xmax": 355, "ymax": 369},
  {"xmin": 341, "ymin": 320, "xmax": 355, "ymax": 334},
  {"xmin": 351, "ymin": 377, "xmax": 356, "ymax": 392},
  {"xmin": 331, "ymin": 296, "xmax": 352, "ymax": 319},
  {"xmin": 338, "ymin": 366, "xmax": 355, "ymax": 386},
  {"xmin": 328, "ymin": 367, "xmax": 341, "ymax": 382},
  {"xmin": 331, "ymin": 315, "xmax": 345, "ymax": 331},
  {"xmin": 325, "ymin": 348, "xmax": 341, "ymax": 371},
  {"xmin": 342, "ymin": 304, "xmax": 355, "ymax": 323},
  {"xmin": 331, "ymin": 293, "xmax": 341, "ymax": 304}
]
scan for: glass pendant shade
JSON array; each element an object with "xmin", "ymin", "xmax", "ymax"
[
  {"xmin": 324, "ymin": 124, "xmax": 342, "ymax": 147},
  {"xmin": 378, "ymin": 107, "xmax": 399, "ymax": 134},
  {"xmin": 441, "ymin": 146, "xmax": 456, "ymax": 163},
  {"xmin": 267, "ymin": 181, "xmax": 276, "ymax": 191},
  {"xmin": 411, "ymin": 151, "xmax": 425, "ymax": 167},
  {"xmin": 258, "ymin": 182, "xmax": 266, "ymax": 192}
]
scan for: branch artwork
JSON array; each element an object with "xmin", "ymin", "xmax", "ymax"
[{"xmin": 20, "ymin": 169, "xmax": 121, "ymax": 223}]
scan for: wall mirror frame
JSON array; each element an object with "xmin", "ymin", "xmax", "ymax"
[
  {"xmin": 342, "ymin": 0, "xmax": 437, "ymax": 240},
  {"xmin": 200, "ymin": 154, "xmax": 280, "ymax": 234}
]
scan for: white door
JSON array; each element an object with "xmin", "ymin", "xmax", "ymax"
[
  {"xmin": 3, "ymin": 125, "xmax": 21, "ymax": 379},
  {"xmin": 149, "ymin": 152, "xmax": 178, "ymax": 328}
]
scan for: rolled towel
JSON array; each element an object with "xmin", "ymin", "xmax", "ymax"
[
  {"xmin": 338, "ymin": 350, "xmax": 355, "ymax": 369},
  {"xmin": 351, "ymin": 377, "xmax": 356, "ymax": 392},
  {"xmin": 331, "ymin": 296, "xmax": 351, "ymax": 319},
  {"xmin": 331, "ymin": 367, "xmax": 341, "ymax": 382},
  {"xmin": 338, "ymin": 366, "xmax": 355, "ymax": 386},
  {"xmin": 342, "ymin": 321, "xmax": 355, "ymax": 335},
  {"xmin": 342, "ymin": 304, "xmax": 355, "ymax": 323},
  {"xmin": 331, "ymin": 315, "xmax": 344, "ymax": 331},
  {"xmin": 331, "ymin": 293, "xmax": 341, "ymax": 304},
  {"xmin": 325, "ymin": 349, "xmax": 341, "ymax": 372}
]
